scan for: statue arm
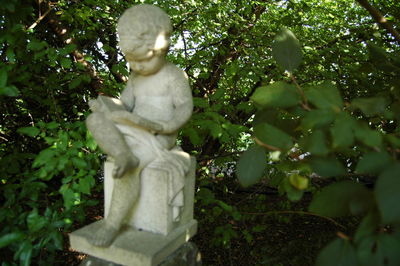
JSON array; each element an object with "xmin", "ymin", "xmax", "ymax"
[
  {"xmin": 156, "ymin": 68, "xmax": 193, "ymax": 134},
  {"xmin": 108, "ymin": 110, "xmax": 163, "ymax": 132},
  {"xmin": 157, "ymin": 99, "xmax": 193, "ymax": 134}
]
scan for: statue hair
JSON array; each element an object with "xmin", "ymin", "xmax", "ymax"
[{"xmin": 117, "ymin": 5, "xmax": 172, "ymax": 55}]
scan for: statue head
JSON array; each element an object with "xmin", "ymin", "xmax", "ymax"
[{"xmin": 117, "ymin": 5, "xmax": 172, "ymax": 60}]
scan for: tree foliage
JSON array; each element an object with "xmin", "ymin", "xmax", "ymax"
[{"xmin": 1, "ymin": 0, "xmax": 400, "ymax": 265}]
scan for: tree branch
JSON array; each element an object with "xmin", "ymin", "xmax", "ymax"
[
  {"xmin": 27, "ymin": 5, "xmax": 54, "ymax": 30},
  {"xmin": 356, "ymin": 0, "xmax": 400, "ymax": 44}
]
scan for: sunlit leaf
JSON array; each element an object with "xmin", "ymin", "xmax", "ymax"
[
  {"xmin": 289, "ymin": 173, "xmax": 309, "ymax": 190},
  {"xmin": 251, "ymin": 81, "xmax": 300, "ymax": 108},
  {"xmin": 272, "ymin": 28, "xmax": 302, "ymax": 72}
]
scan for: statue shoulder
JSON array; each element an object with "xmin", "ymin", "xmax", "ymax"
[{"xmin": 163, "ymin": 62, "xmax": 188, "ymax": 79}]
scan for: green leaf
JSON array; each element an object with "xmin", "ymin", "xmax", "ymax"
[
  {"xmin": 193, "ymin": 97, "xmax": 209, "ymax": 108},
  {"xmin": 330, "ymin": 112, "xmax": 356, "ymax": 149},
  {"xmin": 354, "ymin": 124, "xmax": 382, "ymax": 149},
  {"xmin": 316, "ymin": 238, "xmax": 358, "ymax": 266},
  {"xmin": 0, "ymin": 232, "xmax": 24, "ymax": 248},
  {"xmin": 27, "ymin": 209, "xmax": 47, "ymax": 233},
  {"xmin": 0, "ymin": 86, "xmax": 20, "ymax": 97},
  {"xmin": 253, "ymin": 109, "xmax": 299, "ymax": 138},
  {"xmin": 33, "ymin": 149, "xmax": 56, "ymax": 168},
  {"xmin": 18, "ymin": 241, "xmax": 33, "ymax": 266},
  {"xmin": 378, "ymin": 234, "xmax": 400, "ymax": 265},
  {"xmin": 59, "ymin": 185, "xmax": 77, "ymax": 210},
  {"xmin": 236, "ymin": 144, "xmax": 266, "ymax": 187},
  {"xmin": 310, "ymin": 157, "xmax": 346, "ymax": 177},
  {"xmin": 302, "ymin": 130, "xmax": 329, "ymax": 156},
  {"xmin": 309, "ymin": 181, "xmax": 372, "ymax": 217},
  {"xmin": 250, "ymin": 81, "xmax": 300, "ymax": 108},
  {"xmin": 217, "ymin": 200, "xmax": 233, "ymax": 212},
  {"xmin": 196, "ymin": 187, "xmax": 215, "ymax": 205},
  {"xmin": 50, "ymin": 231, "xmax": 63, "ymax": 250},
  {"xmin": 357, "ymin": 234, "xmax": 400, "ymax": 266},
  {"xmin": 354, "ymin": 211, "xmax": 380, "ymax": 243},
  {"xmin": 271, "ymin": 28, "xmax": 302, "ymax": 72},
  {"xmin": 301, "ymin": 109, "xmax": 335, "ymax": 130},
  {"xmin": 27, "ymin": 40, "xmax": 46, "ymax": 51},
  {"xmin": 368, "ymin": 43, "xmax": 400, "ymax": 73},
  {"xmin": 375, "ymin": 163, "xmax": 400, "ymax": 224},
  {"xmin": 304, "ymin": 81, "xmax": 343, "ymax": 112},
  {"xmin": 47, "ymin": 122, "xmax": 60, "ymax": 130},
  {"xmin": 289, "ymin": 173, "xmax": 309, "ymax": 190},
  {"xmin": 68, "ymin": 77, "xmax": 82, "ymax": 89},
  {"xmin": 254, "ymin": 123, "xmax": 293, "ymax": 151},
  {"xmin": 283, "ymin": 176, "xmax": 304, "ymax": 201},
  {"xmin": 60, "ymin": 44, "xmax": 77, "ymax": 55},
  {"xmin": 17, "ymin": 127, "xmax": 40, "ymax": 137},
  {"xmin": 60, "ymin": 58, "xmax": 72, "ymax": 69},
  {"xmin": 78, "ymin": 176, "xmax": 95, "ymax": 195},
  {"xmin": 356, "ymin": 151, "xmax": 393, "ymax": 174},
  {"xmin": 0, "ymin": 69, "xmax": 7, "ymax": 87},
  {"xmin": 72, "ymin": 157, "xmax": 87, "ymax": 169},
  {"xmin": 351, "ymin": 97, "xmax": 388, "ymax": 117}
]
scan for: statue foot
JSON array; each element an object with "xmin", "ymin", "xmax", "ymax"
[
  {"xmin": 112, "ymin": 153, "xmax": 139, "ymax": 178},
  {"xmin": 89, "ymin": 221, "xmax": 119, "ymax": 247}
]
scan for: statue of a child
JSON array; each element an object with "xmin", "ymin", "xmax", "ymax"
[{"xmin": 85, "ymin": 4, "xmax": 193, "ymax": 247}]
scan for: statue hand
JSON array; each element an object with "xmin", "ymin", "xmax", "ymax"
[
  {"xmin": 136, "ymin": 116, "xmax": 164, "ymax": 132},
  {"xmin": 109, "ymin": 110, "xmax": 130, "ymax": 121},
  {"xmin": 109, "ymin": 111, "xmax": 163, "ymax": 132}
]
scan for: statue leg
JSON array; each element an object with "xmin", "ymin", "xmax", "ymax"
[
  {"xmin": 86, "ymin": 112, "xmax": 139, "ymax": 178},
  {"xmin": 89, "ymin": 170, "xmax": 140, "ymax": 247}
]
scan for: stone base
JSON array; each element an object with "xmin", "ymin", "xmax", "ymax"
[
  {"xmin": 80, "ymin": 242, "xmax": 201, "ymax": 266},
  {"xmin": 70, "ymin": 219, "xmax": 197, "ymax": 266}
]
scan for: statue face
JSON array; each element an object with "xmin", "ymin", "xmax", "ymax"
[{"xmin": 126, "ymin": 52, "xmax": 165, "ymax": 76}]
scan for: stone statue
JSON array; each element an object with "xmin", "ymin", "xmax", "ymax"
[{"xmin": 84, "ymin": 4, "xmax": 193, "ymax": 247}]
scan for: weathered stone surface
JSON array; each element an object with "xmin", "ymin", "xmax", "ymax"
[
  {"xmin": 159, "ymin": 242, "xmax": 202, "ymax": 266},
  {"xmin": 70, "ymin": 220, "xmax": 197, "ymax": 266},
  {"xmin": 79, "ymin": 242, "xmax": 201, "ymax": 266},
  {"xmin": 104, "ymin": 158, "xmax": 196, "ymax": 235}
]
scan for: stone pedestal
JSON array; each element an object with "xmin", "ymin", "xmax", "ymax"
[
  {"xmin": 104, "ymin": 157, "xmax": 196, "ymax": 235},
  {"xmin": 70, "ymin": 220, "xmax": 197, "ymax": 266},
  {"xmin": 79, "ymin": 242, "xmax": 202, "ymax": 266},
  {"xmin": 70, "ymin": 157, "xmax": 197, "ymax": 265}
]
